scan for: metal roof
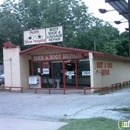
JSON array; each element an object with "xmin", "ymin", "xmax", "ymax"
[
  {"xmin": 19, "ymin": 44, "xmax": 90, "ymax": 54},
  {"xmin": 19, "ymin": 43, "xmax": 130, "ymax": 61},
  {"xmin": 105, "ymin": 0, "xmax": 128, "ymax": 20}
]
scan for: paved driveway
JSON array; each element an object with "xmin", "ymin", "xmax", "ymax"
[{"xmin": 0, "ymin": 88, "xmax": 130, "ymax": 130}]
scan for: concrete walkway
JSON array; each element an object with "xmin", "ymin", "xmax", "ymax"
[
  {"xmin": 0, "ymin": 88, "xmax": 130, "ymax": 130},
  {"xmin": 0, "ymin": 116, "xmax": 67, "ymax": 130}
]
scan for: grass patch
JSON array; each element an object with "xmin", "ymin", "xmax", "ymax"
[
  {"xmin": 112, "ymin": 107, "xmax": 130, "ymax": 112},
  {"xmin": 124, "ymin": 85, "xmax": 130, "ymax": 88},
  {"xmin": 93, "ymin": 88, "xmax": 110, "ymax": 95},
  {"xmin": 93, "ymin": 89, "xmax": 100, "ymax": 93},
  {"xmin": 59, "ymin": 117, "xmax": 129, "ymax": 130},
  {"xmin": 0, "ymin": 88, "xmax": 8, "ymax": 92}
]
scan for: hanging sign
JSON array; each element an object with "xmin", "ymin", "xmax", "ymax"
[
  {"xmin": 32, "ymin": 53, "xmax": 85, "ymax": 61},
  {"xmin": 24, "ymin": 26, "xmax": 63, "ymax": 45}
]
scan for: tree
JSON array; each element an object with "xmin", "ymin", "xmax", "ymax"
[
  {"xmin": 116, "ymin": 31, "xmax": 129, "ymax": 56},
  {"xmin": 0, "ymin": 0, "xmax": 94, "ymax": 48},
  {"xmin": 0, "ymin": 0, "xmax": 129, "ymax": 59}
]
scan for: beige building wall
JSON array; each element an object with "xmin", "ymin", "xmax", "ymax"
[
  {"xmin": 3, "ymin": 47, "xmax": 30, "ymax": 89},
  {"xmin": 3, "ymin": 47, "xmax": 21, "ymax": 87},
  {"xmin": 92, "ymin": 56, "xmax": 130, "ymax": 87},
  {"xmin": 3, "ymin": 46, "xmax": 130, "ymax": 89},
  {"xmin": 19, "ymin": 54, "xmax": 30, "ymax": 89}
]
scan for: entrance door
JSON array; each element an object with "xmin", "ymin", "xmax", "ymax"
[{"xmin": 64, "ymin": 61, "xmax": 78, "ymax": 89}]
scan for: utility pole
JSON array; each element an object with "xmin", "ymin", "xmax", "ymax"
[{"xmin": 94, "ymin": 37, "xmax": 96, "ymax": 51}]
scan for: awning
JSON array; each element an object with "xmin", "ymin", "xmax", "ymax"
[{"xmin": 105, "ymin": 0, "xmax": 128, "ymax": 20}]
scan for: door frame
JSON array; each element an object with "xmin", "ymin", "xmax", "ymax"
[{"xmin": 63, "ymin": 61, "xmax": 78, "ymax": 89}]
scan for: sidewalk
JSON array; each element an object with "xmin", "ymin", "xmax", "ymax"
[
  {"xmin": 0, "ymin": 116, "xmax": 67, "ymax": 130},
  {"xmin": 0, "ymin": 87, "xmax": 130, "ymax": 130}
]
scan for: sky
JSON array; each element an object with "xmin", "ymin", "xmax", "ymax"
[
  {"xmin": 83, "ymin": 0, "xmax": 128, "ymax": 33},
  {"xmin": 0, "ymin": 0, "xmax": 128, "ymax": 33}
]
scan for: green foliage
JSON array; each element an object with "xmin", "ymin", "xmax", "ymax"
[
  {"xmin": 112, "ymin": 107, "xmax": 130, "ymax": 112},
  {"xmin": 116, "ymin": 32, "xmax": 129, "ymax": 56},
  {"xmin": 0, "ymin": 0, "xmax": 129, "ymax": 60}
]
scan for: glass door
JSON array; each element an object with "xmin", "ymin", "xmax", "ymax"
[
  {"xmin": 78, "ymin": 60, "xmax": 90, "ymax": 89},
  {"xmin": 51, "ymin": 62, "xmax": 63, "ymax": 88},
  {"xmin": 64, "ymin": 61, "xmax": 78, "ymax": 89}
]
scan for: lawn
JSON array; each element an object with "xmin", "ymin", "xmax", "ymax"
[
  {"xmin": 59, "ymin": 117, "xmax": 130, "ymax": 130},
  {"xmin": 0, "ymin": 88, "xmax": 8, "ymax": 92},
  {"xmin": 112, "ymin": 107, "xmax": 130, "ymax": 112}
]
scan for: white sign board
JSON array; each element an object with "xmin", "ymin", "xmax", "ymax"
[
  {"xmin": 66, "ymin": 71, "xmax": 74, "ymax": 76},
  {"xmin": 24, "ymin": 29, "xmax": 46, "ymax": 45},
  {"xmin": 28, "ymin": 76, "xmax": 38, "ymax": 84},
  {"xmin": 43, "ymin": 68, "xmax": 49, "ymax": 74},
  {"xmin": 37, "ymin": 68, "xmax": 40, "ymax": 73},
  {"xmin": 24, "ymin": 26, "xmax": 63, "ymax": 45},
  {"xmin": 82, "ymin": 71, "xmax": 90, "ymax": 76},
  {"xmin": 46, "ymin": 26, "xmax": 63, "ymax": 43}
]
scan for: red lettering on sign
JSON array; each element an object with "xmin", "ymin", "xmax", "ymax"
[
  {"xmin": 107, "ymin": 63, "xmax": 113, "ymax": 68},
  {"xmin": 32, "ymin": 53, "xmax": 85, "ymax": 61},
  {"xmin": 24, "ymin": 40, "xmax": 33, "ymax": 44},
  {"xmin": 30, "ymin": 30, "xmax": 39, "ymax": 34},
  {"xmin": 97, "ymin": 62, "xmax": 103, "ymax": 68},
  {"xmin": 33, "ymin": 39, "xmax": 45, "ymax": 43},
  {"xmin": 101, "ymin": 69, "xmax": 109, "ymax": 76}
]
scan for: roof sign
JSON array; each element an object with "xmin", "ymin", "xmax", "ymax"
[{"xmin": 24, "ymin": 26, "xmax": 63, "ymax": 45}]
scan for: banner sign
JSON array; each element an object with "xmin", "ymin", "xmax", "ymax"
[
  {"xmin": 24, "ymin": 26, "xmax": 63, "ymax": 45},
  {"xmin": 32, "ymin": 53, "xmax": 84, "ymax": 61}
]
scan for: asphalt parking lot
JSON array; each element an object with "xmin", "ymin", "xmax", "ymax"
[{"xmin": 0, "ymin": 88, "xmax": 130, "ymax": 130}]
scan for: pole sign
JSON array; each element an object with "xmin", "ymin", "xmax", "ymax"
[{"xmin": 24, "ymin": 26, "xmax": 63, "ymax": 45}]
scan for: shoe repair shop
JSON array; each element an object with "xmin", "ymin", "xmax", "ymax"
[
  {"xmin": 21, "ymin": 44, "xmax": 91, "ymax": 89},
  {"xmin": 3, "ymin": 27, "xmax": 130, "ymax": 90}
]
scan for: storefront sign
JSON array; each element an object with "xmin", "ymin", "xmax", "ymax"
[
  {"xmin": 32, "ymin": 53, "xmax": 84, "ymax": 61},
  {"xmin": 24, "ymin": 26, "xmax": 63, "ymax": 45},
  {"xmin": 96, "ymin": 61, "xmax": 113, "ymax": 76}
]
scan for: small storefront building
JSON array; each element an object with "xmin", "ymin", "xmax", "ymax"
[{"xmin": 3, "ymin": 42, "xmax": 130, "ymax": 90}]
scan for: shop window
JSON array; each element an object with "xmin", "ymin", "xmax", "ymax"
[
  {"xmin": 33, "ymin": 62, "xmax": 40, "ymax": 75},
  {"xmin": 78, "ymin": 60, "xmax": 90, "ymax": 88}
]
